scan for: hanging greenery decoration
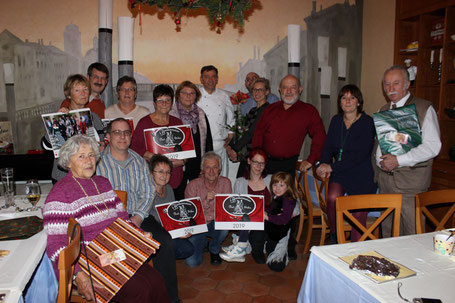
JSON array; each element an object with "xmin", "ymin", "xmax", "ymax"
[{"xmin": 129, "ymin": 0, "xmax": 253, "ymax": 27}]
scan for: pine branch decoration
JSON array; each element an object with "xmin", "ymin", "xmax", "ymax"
[{"xmin": 129, "ymin": 0, "xmax": 252, "ymax": 26}]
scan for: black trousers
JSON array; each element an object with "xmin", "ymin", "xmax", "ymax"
[
  {"xmin": 112, "ymin": 263, "xmax": 170, "ymax": 303},
  {"xmin": 141, "ymin": 216, "xmax": 179, "ymax": 303},
  {"xmin": 266, "ymin": 155, "xmax": 299, "ymax": 178}
]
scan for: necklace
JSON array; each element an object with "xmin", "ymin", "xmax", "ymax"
[{"xmin": 73, "ymin": 176, "xmax": 109, "ymax": 217}]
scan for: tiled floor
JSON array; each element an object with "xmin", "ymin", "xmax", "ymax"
[{"xmin": 175, "ymin": 229, "xmax": 323, "ymax": 303}]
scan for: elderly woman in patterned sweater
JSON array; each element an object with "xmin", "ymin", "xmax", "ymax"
[{"xmin": 42, "ymin": 135, "xmax": 170, "ymax": 302}]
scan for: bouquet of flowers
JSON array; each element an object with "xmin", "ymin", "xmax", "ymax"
[
  {"xmin": 227, "ymin": 106, "xmax": 248, "ymax": 139},
  {"xmin": 229, "ymin": 90, "xmax": 250, "ymax": 105}
]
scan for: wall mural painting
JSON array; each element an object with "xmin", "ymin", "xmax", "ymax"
[{"xmin": 0, "ymin": 0, "xmax": 362, "ymax": 153}]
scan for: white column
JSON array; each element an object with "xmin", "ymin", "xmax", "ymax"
[
  {"xmin": 287, "ymin": 24, "xmax": 301, "ymax": 79},
  {"xmin": 118, "ymin": 16, "xmax": 135, "ymax": 79}
]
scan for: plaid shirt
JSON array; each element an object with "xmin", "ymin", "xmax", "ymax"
[{"xmin": 97, "ymin": 145, "xmax": 156, "ymax": 220}]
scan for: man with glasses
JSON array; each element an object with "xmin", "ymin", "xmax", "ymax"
[
  {"xmin": 97, "ymin": 118, "xmax": 181, "ymax": 303},
  {"xmin": 240, "ymin": 72, "xmax": 279, "ymax": 116},
  {"xmin": 60, "ymin": 62, "xmax": 109, "ymax": 118},
  {"xmin": 105, "ymin": 76, "xmax": 150, "ymax": 128}
]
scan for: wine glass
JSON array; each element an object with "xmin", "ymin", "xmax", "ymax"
[{"xmin": 25, "ymin": 179, "xmax": 41, "ymax": 211}]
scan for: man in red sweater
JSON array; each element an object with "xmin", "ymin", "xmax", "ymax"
[
  {"xmin": 252, "ymin": 74, "xmax": 326, "ymax": 260},
  {"xmin": 59, "ymin": 62, "xmax": 109, "ymax": 118},
  {"xmin": 252, "ymin": 74, "xmax": 326, "ymax": 175}
]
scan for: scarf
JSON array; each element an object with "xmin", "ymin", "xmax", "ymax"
[{"xmin": 176, "ymin": 101, "xmax": 200, "ymax": 134}]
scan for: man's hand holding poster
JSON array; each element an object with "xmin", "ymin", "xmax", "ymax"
[
  {"xmin": 144, "ymin": 124, "xmax": 196, "ymax": 160},
  {"xmin": 155, "ymin": 198, "xmax": 207, "ymax": 239},
  {"xmin": 215, "ymin": 194, "xmax": 264, "ymax": 230}
]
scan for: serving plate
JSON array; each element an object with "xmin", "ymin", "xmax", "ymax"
[{"xmin": 340, "ymin": 250, "xmax": 416, "ymax": 283}]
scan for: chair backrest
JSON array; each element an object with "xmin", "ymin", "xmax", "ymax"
[
  {"xmin": 115, "ymin": 190, "xmax": 128, "ymax": 211},
  {"xmin": 296, "ymin": 169, "xmax": 312, "ymax": 211},
  {"xmin": 335, "ymin": 194, "xmax": 402, "ymax": 243},
  {"xmin": 416, "ymin": 189, "xmax": 455, "ymax": 234},
  {"xmin": 57, "ymin": 218, "xmax": 81, "ymax": 303},
  {"xmin": 312, "ymin": 167, "xmax": 328, "ymax": 215}
]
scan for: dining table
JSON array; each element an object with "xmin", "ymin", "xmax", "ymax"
[
  {"xmin": 298, "ymin": 231, "xmax": 455, "ymax": 303},
  {"xmin": 0, "ymin": 193, "xmax": 48, "ymax": 303}
]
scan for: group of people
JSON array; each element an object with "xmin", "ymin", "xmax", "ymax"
[{"xmin": 42, "ymin": 62, "xmax": 441, "ymax": 302}]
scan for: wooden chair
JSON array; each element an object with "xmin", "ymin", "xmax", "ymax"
[
  {"xmin": 335, "ymin": 194, "xmax": 402, "ymax": 243},
  {"xmin": 416, "ymin": 189, "xmax": 455, "ymax": 234},
  {"xmin": 311, "ymin": 168, "xmax": 331, "ymax": 250},
  {"xmin": 294, "ymin": 171, "xmax": 306, "ymax": 244},
  {"xmin": 57, "ymin": 218, "xmax": 89, "ymax": 303},
  {"xmin": 295, "ymin": 166, "xmax": 329, "ymax": 254},
  {"xmin": 114, "ymin": 190, "xmax": 128, "ymax": 210}
]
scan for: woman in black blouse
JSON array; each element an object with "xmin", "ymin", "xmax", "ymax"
[{"xmin": 226, "ymin": 78, "xmax": 271, "ymax": 177}]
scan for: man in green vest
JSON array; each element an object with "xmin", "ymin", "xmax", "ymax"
[{"xmin": 376, "ymin": 65, "xmax": 441, "ymax": 236}]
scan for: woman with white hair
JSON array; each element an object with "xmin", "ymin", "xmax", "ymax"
[{"xmin": 43, "ymin": 135, "xmax": 170, "ymax": 302}]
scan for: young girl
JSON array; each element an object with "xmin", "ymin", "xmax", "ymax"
[{"xmin": 249, "ymin": 172, "xmax": 298, "ymax": 272}]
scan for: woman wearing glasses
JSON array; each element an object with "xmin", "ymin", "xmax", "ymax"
[
  {"xmin": 144, "ymin": 154, "xmax": 195, "ymax": 260},
  {"xmin": 226, "ymin": 78, "xmax": 271, "ymax": 177},
  {"xmin": 105, "ymin": 76, "xmax": 150, "ymax": 128},
  {"xmin": 169, "ymin": 81, "xmax": 213, "ymax": 200},
  {"xmin": 220, "ymin": 148, "xmax": 271, "ymax": 263},
  {"xmin": 131, "ymin": 85, "xmax": 185, "ymax": 197}
]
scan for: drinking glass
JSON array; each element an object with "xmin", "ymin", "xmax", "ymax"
[
  {"xmin": 25, "ymin": 179, "xmax": 41, "ymax": 210},
  {"xmin": 1, "ymin": 167, "xmax": 15, "ymax": 208}
]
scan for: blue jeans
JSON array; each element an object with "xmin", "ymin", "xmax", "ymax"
[
  {"xmin": 173, "ymin": 238, "xmax": 195, "ymax": 260},
  {"xmin": 184, "ymin": 220, "xmax": 228, "ymax": 267}
]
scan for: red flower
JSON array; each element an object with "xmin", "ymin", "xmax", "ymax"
[{"xmin": 230, "ymin": 90, "xmax": 250, "ymax": 105}]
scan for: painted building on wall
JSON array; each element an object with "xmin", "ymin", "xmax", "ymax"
[
  {"xmin": 0, "ymin": 24, "xmax": 152, "ymax": 153},
  {"xmin": 0, "ymin": 29, "xmax": 88, "ymax": 153},
  {"xmin": 263, "ymin": 31, "xmax": 309, "ymax": 101},
  {"xmin": 225, "ymin": 46, "xmax": 266, "ymax": 94},
  {"xmin": 305, "ymin": 0, "xmax": 363, "ymax": 128}
]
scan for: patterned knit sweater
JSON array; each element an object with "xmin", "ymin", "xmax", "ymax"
[{"xmin": 43, "ymin": 171, "xmax": 130, "ymax": 278}]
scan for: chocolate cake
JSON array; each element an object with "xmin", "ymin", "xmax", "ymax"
[{"xmin": 350, "ymin": 255, "xmax": 400, "ymax": 277}]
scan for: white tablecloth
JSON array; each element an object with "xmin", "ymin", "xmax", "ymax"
[
  {"xmin": 298, "ymin": 231, "xmax": 455, "ymax": 303},
  {"xmin": 0, "ymin": 195, "xmax": 47, "ymax": 303}
]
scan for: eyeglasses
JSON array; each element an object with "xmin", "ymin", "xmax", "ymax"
[
  {"xmin": 153, "ymin": 170, "xmax": 172, "ymax": 176},
  {"xmin": 90, "ymin": 74, "xmax": 107, "ymax": 81},
  {"xmin": 252, "ymin": 88, "xmax": 266, "ymax": 93},
  {"xmin": 251, "ymin": 160, "xmax": 265, "ymax": 166},
  {"xmin": 156, "ymin": 99, "xmax": 172, "ymax": 104},
  {"xmin": 111, "ymin": 130, "xmax": 132, "ymax": 137},
  {"xmin": 180, "ymin": 91, "xmax": 196, "ymax": 97},
  {"xmin": 119, "ymin": 88, "xmax": 135, "ymax": 93}
]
